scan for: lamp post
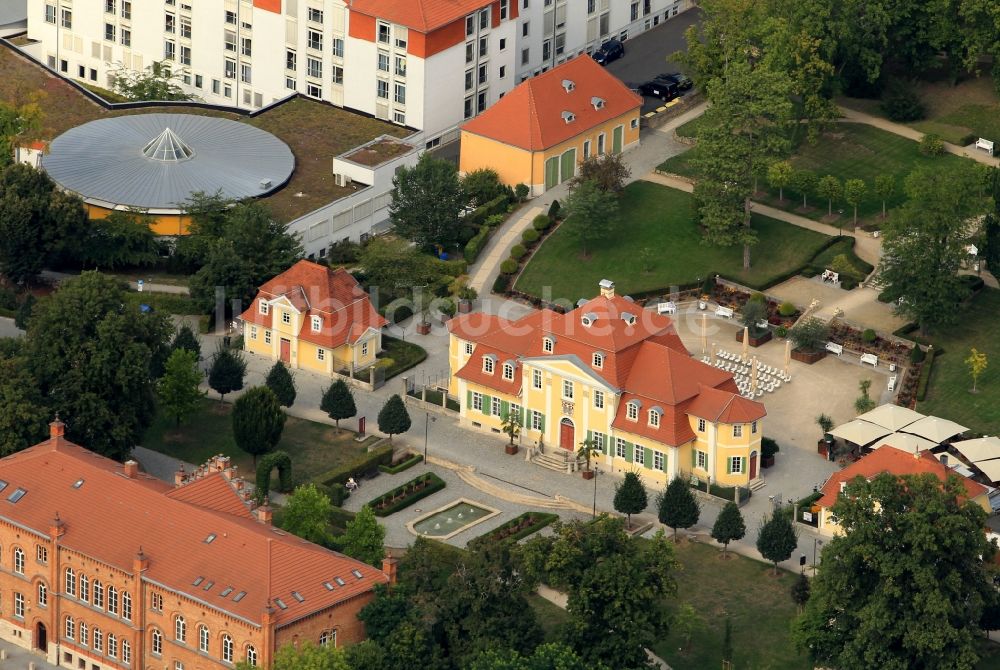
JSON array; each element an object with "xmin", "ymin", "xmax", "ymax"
[
  {"xmin": 592, "ymin": 466, "xmax": 600, "ymax": 519},
  {"xmin": 423, "ymin": 412, "xmax": 436, "ymax": 462}
]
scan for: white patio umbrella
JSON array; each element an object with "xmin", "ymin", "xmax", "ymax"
[
  {"xmin": 856, "ymin": 404, "xmax": 925, "ymax": 432},
  {"xmin": 712, "ymin": 341, "xmax": 718, "ymax": 365},
  {"xmin": 900, "ymin": 416, "xmax": 969, "ymax": 443},
  {"xmin": 751, "ymin": 356, "xmax": 758, "ymax": 393},
  {"xmin": 829, "ymin": 419, "xmax": 891, "ymax": 447},
  {"xmin": 742, "ymin": 326, "xmax": 749, "ymax": 362},
  {"xmin": 877, "ymin": 432, "xmax": 938, "ymax": 453},
  {"xmin": 971, "ymin": 458, "xmax": 1000, "ymax": 484},
  {"xmin": 952, "ymin": 436, "xmax": 1000, "ymax": 463},
  {"xmin": 783, "ymin": 339, "xmax": 791, "ymax": 376},
  {"xmin": 701, "ymin": 313, "xmax": 708, "ymax": 356}
]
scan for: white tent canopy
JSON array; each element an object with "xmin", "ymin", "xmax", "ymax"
[
  {"xmin": 953, "ymin": 436, "xmax": 1000, "ymax": 464},
  {"xmin": 830, "ymin": 419, "xmax": 891, "ymax": 446},
  {"xmin": 901, "ymin": 416, "xmax": 969, "ymax": 443},
  {"xmin": 856, "ymin": 404, "xmax": 925, "ymax": 432},
  {"xmin": 877, "ymin": 432, "xmax": 938, "ymax": 453}
]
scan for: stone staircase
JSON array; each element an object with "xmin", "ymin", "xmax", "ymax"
[
  {"xmin": 532, "ymin": 448, "xmax": 584, "ymax": 473},
  {"xmin": 749, "ymin": 478, "xmax": 768, "ymax": 492}
]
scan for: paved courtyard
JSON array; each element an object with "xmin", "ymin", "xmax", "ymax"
[
  {"xmin": 0, "ymin": 638, "xmax": 58, "ymax": 670},
  {"xmin": 768, "ymin": 276, "xmax": 907, "ymax": 333}
]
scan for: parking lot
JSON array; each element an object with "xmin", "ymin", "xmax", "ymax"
[{"xmin": 605, "ymin": 7, "xmax": 703, "ymax": 114}]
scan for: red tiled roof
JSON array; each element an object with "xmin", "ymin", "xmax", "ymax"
[
  {"xmin": 454, "ymin": 344, "xmax": 523, "ymax": 396},
  {"xmin": 687, "ymin": 384, "xmax": 767, "ymax": 424},
  {"xmin": 0, "ymin": 431, "xmax": 386, "ymax": 626},
  {"xmin": 461, "ymin": 56, "xmax": 642, "ymax": 151},
  {"xmin": 349, "ymin": 0, "xmax": 493, "ymax": 32},
  {"xmin": 817, "ymin": 446, "xmax": 988, "ymax": 508},
  {"xmin": 166, "ymin": 472, "xmax": 256, "ymax": 521},
  {"xmin": 239, "ymin": 260, "xmax": 387, "ymax": 349}
]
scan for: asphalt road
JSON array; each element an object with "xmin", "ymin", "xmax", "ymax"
[{"xmin": 605, "ymin": 7, "xmax": 703, "ymax": 113}]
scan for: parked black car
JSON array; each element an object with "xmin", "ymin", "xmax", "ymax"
[
  {"xmin": 661, "ymin": 72, "xmax": 693, "ymax": 91},
  {"xmin": 592, "ymin": 39, "xmax": 625, "ymax": 65},
  {"xmin": 637, "ymin": 76, "xmax": 679, "ymax": 101}
]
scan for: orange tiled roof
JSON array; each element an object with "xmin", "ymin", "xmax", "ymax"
[
  {"xmin": 0, "ymin": 430, "xmax": 387, "ymax": 626},
  {"xmin": 817, "ymin": 445, "xmax": 988, "ymax": 508},
  {"xmin": 166, "ymin": 472, "xmax": 256, "ymax": 520},
  {"xmin": 349, "ymin": 0, "xmax": 493, "ymax": 32},
  {"xmin": 687, "ymin": 384, "xmax": 767, "ymax": 424},
  {"xmin": 461, "ymin": 55, "xmax": 642, "ymax": 152},
  {"xmin": 239, "ymin": 260, "xmax": 387, "ymax": 349}
]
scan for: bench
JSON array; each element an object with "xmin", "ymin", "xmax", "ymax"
[
  {"xmin": 756, "ymin": 319, "xmax": 769, "ymax": 330},
  {"xmin": 976, "ymin": 138, "xmax": 995, "ymax": 156},
  {"xmin": 821, "ymin": 269, "xmax": 840, "ymax": 284},
  {"xmin": 860, "ymin": 353, "xmax": 878, "ymax": 368},
  {"xmin": 888, "ymin": 375, "xmax": 897, "ymax": 392},
  {"xmin": 715, "ymin": 306, "xmax": 734, "ymax": 318},
  {"xmin": 657, "ymin": 301, "xmax": 677, "ymax": 315},
  {"xmin": 825, "ymin": 342, "xmax": 844, "ymax": 356}
]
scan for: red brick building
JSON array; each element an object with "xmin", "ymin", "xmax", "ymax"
[{"xmin": 0, "ymin": 422, "xmax": 391, "ymax": 670}]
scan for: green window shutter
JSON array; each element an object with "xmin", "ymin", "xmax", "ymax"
[
  {"xmin": 726, "ymin": 457, "xmax": 732, "ymax": 474},
  {"xmin": 483, "ymin": 394, "xmax": 492, "ymax": 415},
  {"xmin": 466, "ymin": 390, "xmax": 472, "ymax": 409},
  {"xmin": 586, "ymin": 430, "xmax": 593, "ymax": 443},
  {"xmin": 644, "ymin": 447, "xmax": 654, "ymax": 469},
  {"xmin": 741, "ymin": 457, "xmax": 747, "ymax": 475},
  {"xmin": 501, "ymin": 400, "xmax": 509, "ymax": 418},
  {"xmin": 692, "ymin": 449, "xmax": 697, "ymax": 468},
  {"xmin": 624, "ymin": 442, "xmax": 633, "ymax": 463},
  {"xmin": 539, "ymin": 414, "xmax": 545, "ymax": 432}
]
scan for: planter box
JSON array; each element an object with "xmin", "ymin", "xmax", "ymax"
[
  {"xmin": 734, "ymin": 329, "xmax": 773, "ymax": 347},
  {"xmin": 458, "ymin": 299, "xmax": 473, "ymax": 313},
  {"xmin": 761, "ymin": 455, "xmax": 775, "ymax": 469},
  {"xmin": 416, "ymin": 322, "xmax": 432, "ymax": 335},
  {"xmin": 581, "ymin": 469, "xmax": 595, "ymax": 480},
  {"xmin": 791, "ymin": 348, "xmax": 827, "ymax": 364},
  {"xmin": 504, "ymin": 444, "xmax": 519, "ymax": 455}
]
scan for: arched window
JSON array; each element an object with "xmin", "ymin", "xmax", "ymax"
[
  {"xmin": 502, "ymin": 362, "xmax": 514, "ymax": 380},
  {"xmin": 121, "ymin": 591, "xmax": 132, "ymax": 621},
  {"xmin": 64, "ymin": 615, "xmax": 75, "ymax": 640},
  {"xmin": 246, "ymin": 645, "xmax": 258, "ymax": 667},
  {"xmin": 542, "ymin": 337, "xmax": 554, "ymax": 353},
  {"xmin": 121, "ymin": 639, "xmax": 131, "ymax": 665},
  {"xmin": 37, "ymin": 582, "xmax": 47, "ymax": 607},
  {"xmin": 221, "ymin": 634, "xmax": 234, "ymax": 663},
  {"xmin": 174, "ymin": 615, "xmax": 186, "ymax": 642},
  {"xmin": 319, "ymin": 630, "xmax": 336, "ymax": 647},
  {"xmin": 79, "ymin": 622, "xmax": 88, "ymax": 647},
  {"xmin": 93, "ymin": 627, "xmax": 103, "ymax": 652},
  {"xmin": 65, "ymin": 568, "xmax": 76, "ymax": 596},
  {"xmin": 79, "ymin": 574, "xmax": 89, "ymax": 602},
  {"xmin": 199, "ymin": 625, "xmax": 210, "ymax": 652},
  {"xmin": 151, "ymin": 629, "xmax": 163, "ymax": 656},
  {"xmin": 92, "ymin": 579, "xmax": 104, "ymax": 609},
  {"xmin": 107, "ymin": 585, "xmax": 118, "ymax": 615},
  {"xmin": 13, "ymin": 547, "xmax": 24, "ymax": 574},
  {"xmin": 107, "ymin": 633, "xmax": 117, "ymax": 658}
]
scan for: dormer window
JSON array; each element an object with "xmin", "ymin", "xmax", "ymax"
[
  {"xmin": 626, "ymin": 401, "xmax": 639, "ymax": 421},
  {"xmin": 648, "ymin": 408, "xmax": 661, "ymax": 428},
  {"xmin": 622, "ymin": 312, "xmax": 636, "ymax": 326},
  {"xmin": 840, "ymin": 481, "xmax": 847, "ymax": 493},
  {"xmin": 483, "ymin": 355, "xmax": 495, "ymax": 374},
  {"xmin": 259, "ymin": 301, "xmax": 269, "ymax": 315},
  {"xmin": 311, "ymin": 315, "xmax": 322, "ymax": 332},
  {"xmin": 561, "ymin": 111, "xmax": 576, "ymax": 124},
  {"xmin": 281, "ymin": 311, "xmax": 291, "ymax": 325},
  {"xmin": 591, "ymin": 96, "xmax": 605, "ymax": 110},
  {"xmin": 561, "ymin": 78, "xmax": 574, "ymax": 92},
  {"xmin": 502, "ymin": 362, "xmax": 514, "ymax": 381},
  {"xmin": 464, "ymin": 342, "xmax": 474, "ymax": 355},
  {"xmin": 542, "ymin": 337, "xmax": 554, "ymax": 353},
  {"xmin": 592, "ymin": 352, "xmax": 604, "ymax": 368}
]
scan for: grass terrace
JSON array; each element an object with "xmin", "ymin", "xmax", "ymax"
[
  {"xmin": 142, "ymin": 397, "xmax": 380, "ymax": 481},
  {"xmin": 514, "ymin": 181, "xmax": 831, "ymax": 301},
  {"xmin": 0, "ymin": 47, "xmax": 408, "ymax": 222},
  {"xmin": 917, "ymin": 288, "xmax": 1000, "ymax": 435}
]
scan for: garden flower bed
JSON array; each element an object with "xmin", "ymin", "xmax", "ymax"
[
  {"xmin": 467, "ymin": 512, "xmax": 559, "ymax": 550},
  {"xmin": 370, "ymin": 472, "xmax": 446, "ymax": 517},
  {"xmin": 378, "ymin": 451, "xmax": 424, "ymax": 475}
]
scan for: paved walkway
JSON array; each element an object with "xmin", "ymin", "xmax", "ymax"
[
  {"xmin": 0, "ymin": 639, "xmax": 59, "ymax": 670},
  {"xmin": 40, "ymin": 270, "xmax": 190, "ymax": 294}
]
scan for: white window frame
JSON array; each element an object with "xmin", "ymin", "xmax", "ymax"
[
  {"xmin": 361, "ymin": 342, "xmax": 369, "ymax": 357},
  {"xmin": 264, "ymin": 330, "xmax": 272, "ymax": 345},
  {"xmin": 592, "ymin": 432, "xmax": 605, "ymax": 451},
  {"xmin": 65, "ymin": 568, "xmax": 76, "ymax": 596},
  {"xmin": 649, "ymin": 410, "xmax": 660, "ymax": 427},
  {"xmin": 175, "ymin": 616, "xmax": 186, "ymax": 642},
  {"xmin": 249, "ymin": 326, "xmax": 258, "ymax": 340},
  {"xmin": 14, "ymin": 592, "xmax": 24, "ymax": 618},
  {"xmin": 491, "ymin": 397, "xmax": 501, "ymax": 416},
  {"xmin": 532, "ymin": 369, "xmax": 542, "ymax": 389},
  {"xmin": 317, "ymin": 348, "xmax": 325, "ymax": 361},
  {"xmin": 259, "ymin": 301, "xmax": 269, "ymax": 315},
  {"xmin": 592, "ymin": 352, "xmax": 603, "ymax": 368},
  {"xmin": 464, "ymin": 342, "xmax": 474, "ymax": 355},
  {"xmin": 65, "ymin": 615, "xmax": 75, "ymax": 640},
  {"xmin": 543, "ymin": 337, "xmax": 553, "ymax": 353},
  {"xmin": 151, "ymin": 629, "xmax": 163, "ymax": 656},
  {"xmin": 562, "ymin": 380, "xmax": 574, "ymax": 400},
  {"xmin": 502, "ymin": 363, "xmax": 514, "ymax": 381},
  {"xmin": 733, "ymin": 424, "xmax": 743, "ymax": 438},
  {"xmin": 653, "ymin": 451, "xmax": 665, "ymax": 471},
  {"xmin": 531, "ymin": 410, "xmax": 543, "ymax": 431},
  {"xmin": 483, "ymin": 356, "xmax": 495, "ymax": 374},
  {"xmin": 199, "ymin": 625, "xmax": 209, "ymax": 653},
  {"xmin": 472, "ymin": 392, "xmax": 483, "ymax": 412},
  {"xmin": 634, "ymin": 444, "xmax": 644, "ymax": 465},
  {"xmin": 222, "ymin": 634, "xmax": 234, "ymax": 663},
  {"xmin": 311, "ymin": 315, "xmax": 322, "ymax": 332},
  {"xmin": 751, "ymin": 420, "xmax": 758, "ymax": 434},
  {"xmin": 730, "ymin": 456, "xmax": 743, "ymax": 474},
  {"xmin": 38, "ymin": 582, "xmax": 47, "ymax": 607},
  {"xmin": 122, "ymin": 592, "xmax": 132, "ymax": 621},
  {"xmin": 122, "ymin": 639, "xmax": 132, "ymax": 665},
  {"xmin": 697, "ymin": 418, "xmax": 706, "ymax": 432},
  {"xmin": 13, "ymin": 547, "xmax": 24, "ymax": 574},
  {"xmin": 626, "ymin": 402, "xmax": 638, "ymax": 421},
  {"xmin": 593, "ymin": 389, "xmax": 604, "ymax": 409},
  {"xmin": 615, "ymin": 438, "xmax": 626, "ymax": 458},
  {"xmin": 696, "ymin": 450, "xmax": 708, "ymax": 470}
]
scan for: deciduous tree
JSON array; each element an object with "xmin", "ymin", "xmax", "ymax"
[
  {"xmin": 232, "ymin": 386, "xmax": 285, "ymax": 467},
  {"xmin": 966, "ymin": 347, "xmax": 988, "ymax": 393},
  {"xmin": 843, "ymin": 178, "xmax": 867, "ymax": 228},
  {"xmin": 571, "ymin": 153, "xmax": 631, "ymax": 193},
  {"xmin": 562, "ymin": 179, "xmax": 618, "ymax": 257},
  {"xmin": 0, "ymin": 357, "xmax": 48, "ymax": 456},
  {"xmin": 791, "ymin": 572, "xmax": 810, "ymax": 612},
  {"xmin": 108, "ymin": 60, "xmax": 195, "ymax": 101},
  {"xmin": 265, "ymin": 361, "xmax": 296, "ymax": 407},
  {"xmin": 390, "ymin": 153, "xmax": 465, "ymax": 249},
  {"xmin": 321, "ymin": 379, "xmax": 356, "ymax": 430},
  {"xmin": 767, "ymin": 160, "xmax": 794, "ymax": 202},
  {"xmin": 657, "ymin": 476, "xmax": 700, "ymax": 539},
  {"xmin": 469, "ymin": 644, "xmax": 606, "ymax": 670},
  {"xmin": 613, "ymin": 471, "xmax": 647, "ymax": 529},
  {"xmin": 377, "ymin": 394, "xmax": 410, "ymax": 441},
  {"xmin": 817, "ymin": 175, "xmax": 842, "ymax": 217},
  {"xmin": 157, "ymin": 348, "xmax": 204, "ymax": 426},
  {"xmin": 461, "ymin": 168, "xmax": 506, "ymax": 207},
  {"xmin": 793, "ymin": 472, "xmax": 997, "ymax": 669},
  {"xmin": 280, "ymin": 484, "xmax": 333, "ymax": 547},
  {"xmin": 874, "ymin": 174, "xmax": 894, "ymax": 219},
  {"xmin": 791, "ymin": 169, "xmax": 818, "ymax": 209},
  {"xmin": 340, "ymin": 505, "xmax": 385, "ymax": 567},
  {"xmin": 711, "ymin": 501, "xmax": 746, "ymax": 557},
  {"xmin": 79, "ymin": 210, "xmax": 159, "ymax": 270},
  {"xmin": 756, "ymin": 512, "xmax": 797, "ymax": 574}
]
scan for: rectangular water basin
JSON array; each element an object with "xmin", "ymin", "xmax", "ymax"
[{"xmin": 407, "ymin": 498, "xmax": 501, "ymax": 540}]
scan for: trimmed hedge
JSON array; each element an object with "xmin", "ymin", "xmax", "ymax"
[
  {"xmin": 915, "ymin": 346, "xmax": 936, "ymax": 402},
  {"xmin": 467, "ymin": 512, "xmax": 559, "ymax": 550},
  {"xmin": 717, "ymin": 234, "xmax": 847, "ymax": 291},
  {"xmin": 510, "ymin": 244, "xmax": 527, "ymax": 260},
  {"xmin": 493, "ymin": 274, "xmax": 510, "ymax": 293},
  {"xmin": 522, "ymin": 228, "xmax": 540, "ymax": 243},
  {"xmin": 532, "ymin": 214, "xmax": 552, "ymax": 231},
  {"xmin": 315, "ymin": 443, "xmax": 394, "ymax": 487},
  {"xmin": 500, "ymin": 259, "xmax": 518, "ymax": 274},
  {"xmin": 379, "ymin": 452, "xmax": 424, "ymax": 474},
  {"xmin": 256, "ymin": 450, "xmax": 292, "ymax": 502},
  {"xmin": 465, "ymin": 194, "xmax": 511, "ymax": 228},
  {"xmin": 370, "ymin": 472, "xmax": 446, "ymax": 517}
]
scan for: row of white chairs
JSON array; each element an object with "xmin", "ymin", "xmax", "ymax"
[{"xmin": 705, "ymin": 351, "xmax": 793, "ymax": 384}]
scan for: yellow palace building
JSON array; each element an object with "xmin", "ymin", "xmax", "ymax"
[
  {"xmin": 239, "ymin": 260, "xmax": 386, "ymax": 375},
  {"xmin": 447, "ymin": 281, "xmax": 767, "ymax": 488}
]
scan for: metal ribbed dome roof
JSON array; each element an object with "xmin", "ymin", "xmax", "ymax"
[{"xmin": 42, "ymin": 114, "xmax": 295, "ymax": 211}]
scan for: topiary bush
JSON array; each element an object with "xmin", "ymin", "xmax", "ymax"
[
  {"xmin": 514, "ymin": 183, "xmax": 530, "ymax": 201},
  {"xmin": 493, "ymin": 274, "xmax": 510, "ymax": 293},
  {"xmin": 919, "ymin": 133, "xmax": 945, "ymax": 156},
  {"xmin": 509, "ymin": 244, "xmax": 527, "ymax": 260},
  {"xmin": 775, "ymin": 325, "xmax": 788, "ymax": 338},
  {"xmin": 761, "ymin": 437, "xmax": 780, "ymax": 459},
  {"xmin": 547, "ymin": 199, "xmax": 561, "ymax": 220},
  {"xmin": 532, "ymin": 214, "xmax": 552, "ymax": 231},
  {"xmin": 256, "ymin": 450, "xmax": 292, "ymax": 502},
  {"xmin": 861, "ymin": 328, "xmax": 877, "ymax": 343},
  {"xmin": 500, "ymin": 259, "xmax": 518, "ymax": 274},
  {"xmin": 778, "ymin": 301, "xmax": 797, "ymax": 317},
  {"xmin": 522, "ymin": 228, "xmax": 540, "ymax": 243}
]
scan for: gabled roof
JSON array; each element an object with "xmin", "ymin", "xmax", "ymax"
[
  {"xmin": 166, "ymin": 472, "xmax": 256, "ymax": 521},
  {"xmin": 349, "ymin": 0, "xmax": 493, "ymax": 33},
  {"xmin": 239, "ymin": 260, "xmax": 387, "ymax": 349},
  {"xmin": 0, "ymin": 428, "xmax": 387, "ymax": 627},
  {"xmin": 455, "ymin": 344, "xmax": 523, "ymax": 396},
  {"xmin": 461, "ymin": 56, "xmax": 642, "ymax": 152},
  {"xmin": 817, "ymin": 445, "xmax": 988, "ymax": 508},
  {"xmin": 687, "ymin": 384, "xmax": 768, "ymax": 424}
]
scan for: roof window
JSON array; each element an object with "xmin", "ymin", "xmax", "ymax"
[
  {"xmin": 203, "ymin": 581, "xmax": 214, "ymax": 591},
  {"xmin": 581, "ymin": 312, "xmax": 597, "ymax": 327},
  {"xmin": 233, "ymin": 591, "xmax": 247, "ymax": 602},
  {"xmin": 591, "ymin": 96, "xmax": 605, "ymax": 109},
  {"xmin": 323, "ymin": 581, "xmax": 335, "ymax": 591},
  {"xmin": 220, "ymin": 587, "xmax": 234, "ymax": 597},
  {"xmin": 274, "ymin": 598, "xmax": 287, "ymax": 610},
  {"xmin": 192, "ymin": 577, "xmax": 204, "ymax": 586},
  {"xmin": 561, "ymin": 79, "xmax": 575, "ymax": 92},
  {"xmin": 7, "ymin": 488, "xmax": 26, "ymax": 503},
  {"xmin": 292, "ymin": 591, "xmax": 305, "ymax": 602},
  {"xmin": 621, "ymin": 312, "xmax": 636, "ymax": 326},
  {"xmin": 334, "ymin": 577, "xmax": 346, "ymax": 586},
  {"xmin": 72, "ymin": 479, "xmax": 85, "ymax": 489},
  {"xmin": 352, "ymin": 569, "xmax": 364, "ymax": 579},
  {"xmin": 204, "ymin": 533, "xmax": 217, "ymax": 544},
  {"xmin": 0, "ymin": 480, "xmax": 8, "ymax": 493},
  {"xmin": 561, "ymin": 111, "xmax": 576, "ymax": 124}
]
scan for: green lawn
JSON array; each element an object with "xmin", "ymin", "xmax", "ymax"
[
  {"xmin": 526, "ymin": 593, "xmax": 571, "ymax": 643},
  {"xmin": 660, "ymin": 123, "xmax": 968, "ymax": 228},
  {"xmin": 142, "ymin": 398, "xmax": 380, "ymax": 481},
  {"xmin": 380, "ymin": 335, "xmax": 428, "ymax": 379},
  {"xmin": 917, "ymin": 288, "xmax": 1000, "ymax": 435},
  {"xmin": 653, "ymin": 541, "xmax": 810, "ymax": 670},
  {"xmin": 514, "ymin": 182, "xmax": 831, "ymax": 301}
]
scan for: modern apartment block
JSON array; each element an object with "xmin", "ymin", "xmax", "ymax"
[{"xmin": 22, "ymin": 0, "xmax": 693, "ymax": 145}]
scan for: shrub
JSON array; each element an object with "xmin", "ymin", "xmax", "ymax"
[
  {"xmin": 749, "ymin": 292, "xmax": 767, "ymax": 303},
  {"xmin": 500, "ymin": 259, "xmax": 518, "ymax": 274},
  {"xmin": 861, "ymin": 328, "xmax": 877, "ymax": 343},
  {"xmin": 919, "ymin": 133, "xmax": 945, "ymax": 156},
  {"xmin": 959, "ymin": 274, "xmax": 985, "ymax": 294},
  {"xmin": 467, "ymin": 512, "xmax": 559, "ymax": 550},
  {"xmin": 522, "ymin": 228, "xmax": 540, "ymax": 243},
  {"xmin": 463, "ymin": 224, "xmax": 492, "ymax": 264},
  {"xmin": 916, "ymin": 346, "xmax": 936, "ymax": 401},
  {"xmin": 909, "ymin": 345, "xmax": 926, "ymax": 364},
  {"xmin": 514, "ymin": 183, "xmax": 530, "ymax": 201},
  {"xmin": 778, "ymin": 301, "xmax": 797, "ymax": 317},
  {"xmin": 775, "ymin": 325, "xmax": 788, "ymax": 338},
  {"xmin": 761, "ymin": 437, "xmax": 780, "ymax": 459},
  {"xmin": 378, "ymin": 452, "xmax": 424, "ymax": 474},
  {"xmin": 881, "ymin": 81, "xmax": 926, "ymax": 122},
  {"xmin": 958, "ymin": 133, "xmax": 979, "ymax": 147},
  {"xmin": 510, "ymin": 244, "xmax": 527, "ymax": 260},
  {"xmin": 547, "ymin": 199, "xmax": 561, "ymax": 220},
  {"xmin": 493, "ymin": 274, "xmax": 510, "ymax": 293},
  {"xmin": 327, "ymin": 239, "xmax": 362, "ymax": 264},
  {"xmin": 485, "ymin": 213, "xmax": 506, "ymax": 227},
  {"xmin": 315, "ymin": 443, "xmax": 394, "ymax": 487},
  {"xmin": 0, "ymin": 286, "xmax": 18, "ymax": 311},
  {"xmin": 532, "ymin": 214, "xmax": 552, "ymax": 231},
  {"xmin": 701, "ymin": 275, "xmax": 716, "ymax": 295},
  {"xmin": 370, "ymin": 472, "xmax": 447, "ymax": 517},
  {"xmin": 464, "ymin": 194, "xmax": 511, "ymax": 227},
  {"xmin": 789, "ymin": 317, "xmax": 829, "ymax": 352}
]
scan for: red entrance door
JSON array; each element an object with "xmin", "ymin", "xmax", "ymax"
[
  {"xmin": 749, "ymin": 451, "xmax": 758, "ymax": 480},
  {"xmin": 279, "ymin": 338, "xmax": 291, "ymax": 363},
  {"xmin": 559, "ymin": 419, "xmax": 575, "ymax": 451}
]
